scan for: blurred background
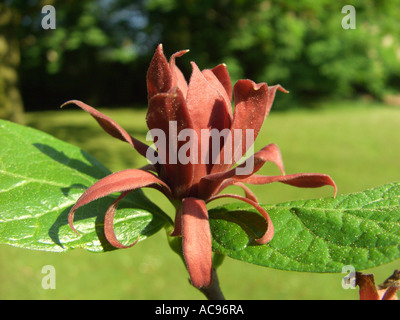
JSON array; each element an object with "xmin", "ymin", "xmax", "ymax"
[
  {"xmin": 1, "ymin": 0, "xmax": 400, "ymax": 300},
  {"xmin": 2, "ymin": 0, "xmax": 400, "ymax": 121}
]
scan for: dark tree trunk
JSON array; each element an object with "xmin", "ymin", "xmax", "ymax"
[{"xmin": 0, "ymin": 4, "xmax": 25, "ymax": 124}]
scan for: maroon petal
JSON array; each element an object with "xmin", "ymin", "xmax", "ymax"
[
  {"xmin": 251, "ymin": 143, "xmax": 285, "ymax": 175},
  {"xmin": 68, "ymin": 169, "xmax": 172, "ymax": 235},
  {"xmin": 199, "ymin": 143, "xmax": 284, "ymax": 199},
  {"xmin": 242, "ymin": 172, "xmax": 337, "ymax": 196},
  {"xmin": 170, "ymin": 206, "xmax": 182, "ymax": 236},
  {"xmin": 103, "ymin": 191, "xmax": 140, "ymax": 248},
  {"xmin": 61, "ymin": 100, "xmax": 149, "ymax": 158},
  {"xmin": 213, "ymin": 179, "xmax": 260, "ymax": 202},
  {"xmin": 186, "ymin": 61, "xmax": 231, "ymax": 132},
  {"xmin": 169, "ymin": 49, "xmax": 189, "ymax": 98},
  {"xmin": 230, "ymin": 81, "xmax": 287, "ymax": 160},
  {"xmin": 182, "ymin": 198, "xmax": 212, "ymax": 288},
  {"xmin": 229, "ymin": 182, "xmax": 259, "ymax": 202},
  {"xmin": 146, "ymin": 87, "xmax": 194, "ymax": 199},
  {"xmin": 209, "ymin": 143, "xmax": 284, "ymax": 180},
  {"xmin": 186, "ymin": 62, "xmax": 232, "ymax": 184},
  {"xmin": 207, "ymin": 193, "xmax": 274, "ymax": 244},
  {"xmin": 211, "ymin": 63, "xmax": 232, "ymax": 103},
  {"xmin": 208, "ymin": 81, "xmax": 270, "ymax": 175},
  {"xmin": 147, "ymin": 44, "xmax": 173, "ymax": 99},
  {"xmin": 202, "ymin": 68, "xmax": 232, "ymax": 120}
]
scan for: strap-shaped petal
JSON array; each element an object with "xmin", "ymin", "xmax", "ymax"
[
  {"xmin": 103, "ymin": 191, "xmax": 140, "ymax": 249},
  {"xmin": 182, "ymin": 198, "xmax": 213, "ymax": 288},
  {"xmin": 68, "ymin": 169, "xmax": 172, "ymax": 234},
  {"xmin": 242, "ymin": 172, "xmax": 337, "ymax": 196},
  {"xmin": 61, "ymin": 100, "xmax": 149, "ymax": 158},
  {"xmin": 210, "ymin": 173, "xmax": 337, "ymax": 206},
  {"xmin": 169, "ymin": 49, "xmax": 189, "ymax": 98},
  {"xmin": 229, "ymin": 182, "xmax": 259, "ymax": 202},
  {"xmin": 206, "ymin": 143, "xmax": 284, "ymax": 180},
  {"xmin": 207, "ymin": 193, "xmax": 274, "ymax": 244},
  {"xmin": 199, "ymin": 143, "xmax": 284, "ymax": 199}
]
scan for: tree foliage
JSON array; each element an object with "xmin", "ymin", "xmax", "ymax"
[
  {"xmin": 0, "ymin": 2, "xmax": 26, "ymax": 122},
  {"xmin": 2, "ymin": 0, "xmax": 400, "ymax": 111},
  {"xmin": 11, "ymin": 0, "xmax": 150, "ymax": 110},
  {"xmin": 146, "ymin": 0, "xmax": 400, "ymax": 108}
]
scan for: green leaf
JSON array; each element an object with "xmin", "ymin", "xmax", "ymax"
[
  {"xmin": 209, "ymin": 182, "xmax": 400, "ymax": 272},
  {"xmin": 0, "ymin": 119, "xmax": 170, "ymax": 252}
]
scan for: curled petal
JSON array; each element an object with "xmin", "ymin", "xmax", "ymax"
[
  {"xmin": 250, "ymin": 143, "xmax": 285, "ymax": 176},
  {"xmin": 104, "ymin": 191, "xmax": 140, "ymax": 248},
  {"xmin": 207, "ymin": 193, "xmax": 274, "ymax": 244},
  {"xmin": 267, "ymin": 84, "xmax": 289, "ymax": 114},
  {"xmin": 169, "ymin": 49, "xmax": 189, "ymax": 98},
  {"xmin": 182, "ymin": 198, "xmax": 213, "ymax": 288},
  {"xmin": 199, "ymin": 143, "xmax": 284, "ymax": 199},
  {"xmin": 243, "ymin": 173, "xmax": 337, "ymax": 197},
  {"xmin": 213, "ymin": 179, "xmax": 259, "ymax": 202},
  {"xmin": 230, "ymin": 182, "xmax": 259, "ymax": 202},
  {"xmin": 61, "ymin": 100, "xmax": 149, "ymax": 158},
  {"xmin": 209, "ymin": 143, "xmax": 284, "ymax": 180},
  {"xmin": 68, "ymin": 169, "xmax": 172, "ymax": 235}
]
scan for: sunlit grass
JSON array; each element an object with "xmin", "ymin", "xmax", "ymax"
[{"xmin": 1, "ymin": 100, "xmax": 399, "ymax": 299}]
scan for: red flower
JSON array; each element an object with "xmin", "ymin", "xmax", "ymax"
[{"xmin": 63, "ymin": 44, "xmax": 336, "ymax": 289}]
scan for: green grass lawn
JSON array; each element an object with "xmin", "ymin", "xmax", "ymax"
[{"xmin": 1, "ymin": 99, "xmax": 399, "ymax": 299}]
